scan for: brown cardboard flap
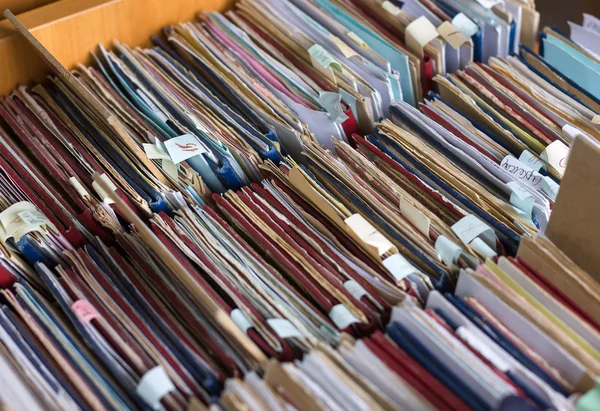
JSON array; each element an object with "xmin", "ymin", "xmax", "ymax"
[{"xmin": 546, "ymin": 135, "xmax": 600, "ymax": 281}]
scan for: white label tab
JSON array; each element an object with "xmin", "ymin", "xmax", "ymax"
[
  {"xmin": 164, "ymin": 134, "xmax": 207, "ymax": 164},
  {"xmin": 435, "ymin": 235, "xmax": 462, "ymax": 265},
  {"xmin": 452, "ymin": 13, "xmax": 479, "ymax": 37},
  {"xmin": 541, "ymin": 140, "xmax": 569, "ymax": 177},
  {"xmin": 405, "ymin": 16, "xmax": 439, "ymax": 58},
  {"xmin": 230, "ymin": 309, "xmax": 253, "ymax": 335},
  {"xmin": 500, "ymin": 155, "xmax": 543, "ymax": 191},
  {"xmin": 518, "ymin": 150, "xmax": 545, "ymax": 172},
  {"xmin": 344, "ymin": 280, "xmax": 368, "ymax": 300},
  {"xmin": 451, "ymin": 214, "xmax": 496, "ymax": 251},
  {"xmin": 382, "ymin": 253, "xmax": 418, "ymax": 282},
  {"xmin": 267, "ymin": 319, "xmax": 302, "ymax": 339},
  {"xmin": 136, "ymin": 366, "xmax": 176, "ymax": 410},
  {"xmin": 400, "ymin": 197, "xmax": 430, "ymax": 238},
  {"xmin": 329, "ymin": 304, "xmax": 360, "ymax": 329}
]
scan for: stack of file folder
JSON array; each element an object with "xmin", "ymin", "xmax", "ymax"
[{"xmin": 0, "ymin": 0, "xmax": 599, "ymax": 409}]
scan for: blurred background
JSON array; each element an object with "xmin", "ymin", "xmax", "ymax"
[{"xmin": 540, "ymin": 0, "xmax": 600, "ymax": 33}]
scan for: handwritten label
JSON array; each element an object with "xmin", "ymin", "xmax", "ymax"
[
  {"xmin": 406, "ymin": 16, "xmax": 439, "ymax": 58},
  {"xmin": 540, "ymin": 140, "xmax": 569, "ymax": 177},
  {"xmin": 0, "ymin": 202, "xmax": 56, "ymax": 242},
  {"xmin": 329, "ymin": 304, "xmax": 360, "ymax": 329},
  {"xmin": 500, "ymin": 155, "xmax": 543, "ymax": 191},
  {"xmin": 584, "ymin": 13, "xmax": 600, "ymax": 35},
  {"xmin": 518, "ymin": 150, "xmax": 545, "ymax": 172},
  {"xmin": 451, "ymin": 214, "xmax": 496, "ymax": 251},
  {"xmin": 437, "ymin": 22, "xmax": 470, "ymax": 49},
  {"xmin": 72, "ymin": 300, "xmax": 100, "ymax": 324},
  {"xmin": 399, "ymin": 197, "xmax": 430, "ymax": 238},
  {"xmin": 267, "ymin": 319, "xmax": 302, "ymax": 339},
  {"xmin": 382, "ymin": 253, "xmax": 419, "ymax": 282},
  {"xmin": 452, "ymin": 13, "xmax": 479, "ymax": 37},
  {"xmin": 309, "ymin": 45, "xmax": 343, "ymax": 71},
  {"xmin": 435, "ymin": 235, "xmax": 462, "ymax": 266},
  {"xmin": 164, "ymin": 134, "xmax": 207, "ymax": 164}
]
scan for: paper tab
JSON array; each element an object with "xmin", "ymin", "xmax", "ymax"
[
  {"xmin": 382, "ymin": 253, "xmax": 418, "ymax": 282},
  {"xmin": 329, "ymin": 304, "xmax": 360, "ymax": 329},
  {"xmin": 540, "ymin": 140, "xmax": 569, "ymax": 177},
  {"xmin": 470, "ymin": 237, "xmax": 497, "ymax": 258},
  {"xmin": 451, "ymin": 214, "xmax": 495, "ymax": 248},
  {"xmin": 584, "ymin": 13, "xmax": 600, "ymax": 34},
  {"xmin": 345, "ymin": 214, "xmax": 396, "ymax": 257},
  {"xmin": 399, "ymin": 197, "xmax": 430, "ymax": 238},
  {"xmin": 309, "ymin": 44, "xmax": 342, "ymax": 71},
  {"xmin": 92, "ymin": 174, "xmax": 117, "ymax": 204},
  {"xmin": 437, "ymin": 22, "xmax": 470, "ymax": 49},
  {"xmin": 518, "ymin": 150, "xmax": 545, "ymax": 172},
  {"xmin": 406, "ymin": 16, "xmax": 439, "ymax": 58},
  {"xmin": 230, "ymin": 309, "xmax": 253, "ymax": 335},
  {"xmin": 136, "ymin": 365, "xmax": 176, "ymax": 410},
  {"xmin": 347, "ymin": 32, "xmax": 368, "ymax": 49},
  {"xmin": 542, "ymin": 176, "xmax": 560, "ymax": 201},
  {"xmin": 344, "ymin": 280, "xmax": 368, "ymax": 300},
  {"xmin": 474, "ymin": 0, "xmax": 500, "ymax": 9},
  {"xmin": 164, "ymin": 134, "xmax": 207, "ymax": 164},
  {"xmin": 0, "ymin": 202, "xmax": 56, "ymax": 242},
  {"xmin": 69, "ymin": 177, "xmax": 90, "ymax": 199},
  {"xmin": 329, "ymin": 35, "xmax": 357, "ymax": 58},
  {"xmin": 72, "ymin": 300, "xmax": 100, "ymax": 324},
  {"xmin": 435, "ymin": 235, "xmax": 462, "ymax": 265},
  {"xmin": 592, "ymin": 115, "xmax": 600, "ymax": 125},
  {"xmin": 382, "ymin": 0, "xmax": 401, "ymax": 16},
  {"xmin": 507, "ymin": 181, "xmax": 535, "ymax": 216},
  {"xmin": 500, "ymin": 155, "xmax": 543, "ymax": 191},
  {"xmin": 319, "ymin": 92, "xmax": 349, "ymax": 124},
  {"xmin": 267, "ymin": 319, "xmax": 302, "ymax": 339},
  {"xmin": 452, "ymin": 13, "xmax": 479, "ymax": 37},
  {"xmin": 562, "ymin": 124, "xmax": 584, "ymax": 141}
]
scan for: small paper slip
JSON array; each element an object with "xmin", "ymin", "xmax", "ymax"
[
  {"xmin": 435, "ymin": 235, "xmax": 462, "ymax": 265},
  {"xmin": 405, "ymin": 16, "xmax": 439, "ymax": 58},
  {"xmin": 540, "ymin": 140, "xmax": 569, "ymax": 177},
  {"xmin": 452, "ymin": 13, "xmax": 479, "ymax": 37},
  {"xmin": 164, "ymin": 134, "xmax": 207, "ymax": 164},
  {"xmin": 473, "ymin": 0, "xmax": 500, "ymax": 9},
  {"xmin": 518, "ymin": 150, "xmax": 545, "ymax": 172},
  {"xmin": 507, "ymin": 181, "xmax": 535, "ymax": 216},
  {"xmin": 437, "ymin": 22, "xmax": 470, "ymax": 49},
  {"xmin": 399, "ymin": 197, "xmax": 430, "ymax": 238},
  {"xmin": 382, "ymin": 253, "xmax": 419, "ymax": 282}
]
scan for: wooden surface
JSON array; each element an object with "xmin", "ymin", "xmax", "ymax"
[
  {"xmin": 0, "ymin": 0, "xmax": 57, "ymax": 18},
  {"xmin": 0, "ymin": 0, "xmax": 233, "ymax": 96}
]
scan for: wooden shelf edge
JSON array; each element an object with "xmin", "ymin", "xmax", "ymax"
[{"xmin": 0, "ymin": 0, "xmax": 233, "ymax": 96}]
